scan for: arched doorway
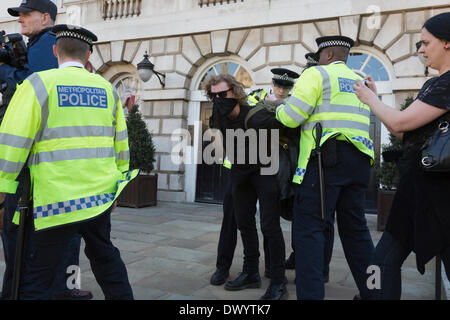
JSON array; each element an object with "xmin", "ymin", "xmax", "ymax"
[
  {"xmin": 348, "ymin": 48, "xmax": 394, "ymax": 213},
  {"xmin": 185, "ymin": 57, "xmax": 255, "ymax": 203}
]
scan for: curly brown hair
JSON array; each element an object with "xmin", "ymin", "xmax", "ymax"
[{"xmin": 202, "ymin": 74, "xmax": 248, "ymax": 106}]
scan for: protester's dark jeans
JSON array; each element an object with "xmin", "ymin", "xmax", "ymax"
[
  {"xmin": 231, "ymin": 170, "xmax": 286, "ymax": 284},
  {"xmin": 19, "ymin": 207, "xmax": 133, "ymax": 300},
  {"xmin": 216, "ymin": 180, "xmax": 238, "ymax": 271},
  {"xmin": 368, "ymin": 230, "xmax": 450, "ymax": 299}
]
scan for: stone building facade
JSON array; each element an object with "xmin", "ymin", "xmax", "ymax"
[{"xmin": 0, "ymin": 0, "xmax": 449, "ymax": 205}]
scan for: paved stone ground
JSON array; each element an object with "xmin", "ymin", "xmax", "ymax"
[{"xmin": 0, "ymin": 201, "xmax": 438, "ymax": 300}]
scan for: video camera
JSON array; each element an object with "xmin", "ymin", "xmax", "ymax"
[
  {"xmin": 0, "ymin": 31, "xmax": 28, "ymax": 123},
  {"xmin": 0, "ymin": 31, "xmax": 28, "ymax": 69}
]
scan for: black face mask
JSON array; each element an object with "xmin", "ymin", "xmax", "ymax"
[{"xmin": 212, "ymin": 97, "xmax": 238, "ymax": 117}]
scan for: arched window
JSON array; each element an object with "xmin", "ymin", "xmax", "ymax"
[
  {"xmin": 347, "ymin": 52, "xmax": 390, "ymax": 81},
  {"xmin": 197, "ymin": 61, "xmax": 254, "ymax": 89},
  {"xmin": 347, "ymin": 50, "xmax": 393, "ymax": 213}
]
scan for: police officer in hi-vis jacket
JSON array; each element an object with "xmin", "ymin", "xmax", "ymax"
[
  {"xmin": 275, "ymin": 36, "xmax": 375, "ymax": 300},
  {"xmin": 0, "ymin": 24, "xmax": 137, "ymax": 300}
]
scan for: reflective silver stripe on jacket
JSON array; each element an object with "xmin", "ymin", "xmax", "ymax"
[
  {"xmin": 30, "ymin": 147, "xmax": 115, "ymax": 165},
  {"xmin": 115, "ymin": 150, "xmax": 130, "ymax": 162},
  {"xmin": 302, "ymin": 120, "xmax": 370, "ymax": 132},
  {"xmin": 112, "ymin": 86, "xmax": 119, "ymax": 126},
  {"xmin": 40, "ymin": 126, "xmax": 115, "ymax": 141},
  {"xmin": 27, "ymin": 73, "xmax": 49, "ymax": 144},
  {"xmin": 315, "ymin": 66, "xmax": 331, "ymax": 104},
  {"xmin": 314, "ymin": 104, "xmax": 371, "ymax": 119},
  {"xmin": 281, "ymin": 104, "xmax": 308, "ymax": 124},
  {"xmin": 0, "ymin": 133, "xmax": 34, "ymax": 150},
  {"xmin": 286, "ymin": 96, "xmax": 314, "ymax": 115},
  {"xmin": 115, "ymin": 129, "xmax": 128, "ymax": 141},
  {"xmin": 0, "ymin": 158, "xmax": 25, "ymax": 174}
]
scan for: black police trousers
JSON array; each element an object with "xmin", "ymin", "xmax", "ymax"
[
  {"xmin": 19, "ymin": 207, "xmax": 133, "ymax": 300},
  {"xmin": 231, "ymin": 168, "xmax": 286, "ymax": 284}
]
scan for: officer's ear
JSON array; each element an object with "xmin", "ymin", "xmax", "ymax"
[
  {"xmin": 41, "ymin": 12, "xmax": 51, "ymax": 27},
  {"xmin": 53, "ymin": 44, "xmax": 58, "ymax": 58},
  {"xmin": 85, "ymin": 50, "xmax": 92, "ymax": 63},
  {"xmin": 326, "ymin": 49, "xmax": 334, "ymax": 62}
]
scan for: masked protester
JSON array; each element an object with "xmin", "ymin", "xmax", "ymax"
[{"xmin": 203, "ymin": 74, "xmax": 288, "ymax": 300}]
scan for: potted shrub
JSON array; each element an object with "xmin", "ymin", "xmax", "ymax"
[
  {"xmin": 377, "ymin": 96, "xmax": 413, "ymax": 231},
  {"xmin": 117, "ymin": 104, "xmax": 158, "ymax": 208}
]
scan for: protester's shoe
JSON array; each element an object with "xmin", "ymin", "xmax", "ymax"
[
  {"xmin": 53, "ymin": 289, "xmax": 93, "ymax": 300},
  {"xmin": 224, "ymin": 272, "xmax": 261, "ymax": 291},
  {"xmin": 210, "ymin": 269, "xmax": 229, "ymax": 286},
  {"xmin": 353, "ymin": 293, "xmax": 362, "ymax": 300},
  {"xmin": 285, "ymin": 252, "xmax": 295, "ymax": 269},
  {"xmin": 260, "ymin": 281, "xmax": 288, "ymax": 300}
]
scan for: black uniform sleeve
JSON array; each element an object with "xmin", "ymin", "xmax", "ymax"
[
  {"xmin": 417, "ymin": 71, "xmax": 450, "ymax": 110},
  {"xmin": 247, "ymin": 109, "xmax": 284, "ymax": 130}
]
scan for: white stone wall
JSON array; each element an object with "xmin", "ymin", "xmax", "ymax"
[{"xmin": 0, "ymin": 0, "xmax": 448, "ymax": 203}]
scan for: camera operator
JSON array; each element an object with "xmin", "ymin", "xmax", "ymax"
[
  {"xmin": 0, "ymin": 0, "xmax": 92, "ymax": 300},
  {"xmin": 0, "ymin": 0, "xmax": 57, "ymax": 108}
]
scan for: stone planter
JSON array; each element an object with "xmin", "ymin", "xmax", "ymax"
[
  {"xmin": 377, "ymin": 189, "xmax": 396, "ymax": 231},
  {"xmin": 117, "ymin": 173, "xmax": 158, "ymax": 208}
]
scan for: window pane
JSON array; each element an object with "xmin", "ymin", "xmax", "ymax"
[
  {"xmin": 198, "ymin": 61, "xmax": 253, "ymax": 89},
  {"xmin": 235, "ymin": 66, "xmax": 254, "ymax": 88},
  {"xmin": 363, "ymin": 56, "xmax": 389, "ymax": 81},
  {"xmin": 226, "ymin": 62, "xmax": 239, "ymax": 76},
  {"xmin": 347, "ymin": 53, "xmax": 368, "ymax": 71}
]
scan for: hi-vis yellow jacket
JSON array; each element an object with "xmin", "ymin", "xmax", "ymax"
[
  {"xmin": 275, "ymin": 62, "xmax": 374, "ymax": 185},
  {"xmin": 0, "ymin": 66, "xmax": 138, "ymax": 231}
]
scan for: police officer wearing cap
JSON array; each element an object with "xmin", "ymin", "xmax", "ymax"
[
  {"xmin": 283, "ymin": 53, "xmax": 335, "ymax": 283},
  {"xmin": 0, "ymin": 1, "xmax": 92, "ymax": 300},
  {"xmin": 304, "ymin": 52, "xmax": 319, "ymax": 69},
  {"xmin": 0, "ymin": 24, "xmax": 136, "ymax": 299},
  {"xmin": 248, "ymin": 68, "xmax": 299, "ymax": 106},
  {"xmin": 275, "ymin": 36, "xmax": 375, "ymax": 300}
]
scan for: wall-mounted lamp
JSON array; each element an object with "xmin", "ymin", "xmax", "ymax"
[{"xmin": 137, "ymin": 51, "xmax": 166, "ymax": 87}]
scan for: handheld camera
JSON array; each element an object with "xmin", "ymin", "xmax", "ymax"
[{"xmin": 0, "ymin": 31, "xmax": 28, "ymax": 69}]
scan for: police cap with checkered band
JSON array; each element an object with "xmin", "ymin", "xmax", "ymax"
[
  {"xmin": 52, "ymin": 24, "xmax": 98, "ymax": 51},
  {"xmin": 315, "ymin": 35, "xmax": 355, "ymax": 54},
  {"xmin": 271, "ymin": 68, "xmax": 300, "ymax": 88},
  {"xmin": 305, "ymin": 52, "xmax": 319, "ymax": 66}
]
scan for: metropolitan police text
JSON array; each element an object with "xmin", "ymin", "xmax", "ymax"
[{"xmin": 57, "ymin": 85, "xmax": 108, "ymax": 108}]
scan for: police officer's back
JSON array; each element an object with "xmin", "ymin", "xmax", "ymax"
[
  {"xmin": 0, "ymin": 0, "xmax": 93, "ymax": 300},
  {"xmin": 276, "ymin": 36, "xmax": 375, "ymax": 300},
  {"xmin": 0, "ymin": 24, "xmax": 136, "ymax": 300}
]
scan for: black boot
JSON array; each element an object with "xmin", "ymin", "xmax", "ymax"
[
  {"xmin": 224, "ymin": 272, "xmax": 261, "ymax": 291},
  {"xmin": 210, "ymin": 269, "xmax": 229, "ymax": 286},
  {"xmin": 260, "ymin": 281, "xmax": 288, "ymax": 300}
]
